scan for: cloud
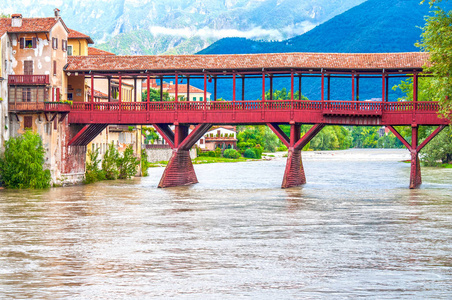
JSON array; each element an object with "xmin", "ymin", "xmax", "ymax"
[{"xmin": 148, "ymin": 22, "xmax": 317, "ymax": 41}]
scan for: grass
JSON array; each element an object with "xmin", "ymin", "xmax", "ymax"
[{"xmin": 193, "ymin": 156, "xmax": 252, "ymax": 164}]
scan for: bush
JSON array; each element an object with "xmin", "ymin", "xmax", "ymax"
[
  {"xmin": 102, "ymin": 142, "xmax": 120, "ymax": 180},
  {"xmin": 0, "ymin": 131, "xmax": 51, "ymax": 189},
  {"xmin": 252, "ymin": 145, "xmax": 263, "ymax": 159},
  {"xmin": 117, "ymin": 145, "xmax": 140, "ymax": 179},
  {"xmin": 208, "ymin": 151, "xmax": 216, "ymax": 157},
  {"xmin": 141, "ymin": 149, "xmax": 151, "ymax": 177},
  {"xmin": 85, "ymin": 148, "xmax": 106, "ymax": 184},
  {"xmin": 215, "ymin": 147, "xmax": 222, "ymax": 157},
  {"xmin": 223, "ymin": 149, "xmax": 241, "ymax": 159},
  {"xmin": 244, "ymin": 148, "xmax": 257, "ymax": 158}
]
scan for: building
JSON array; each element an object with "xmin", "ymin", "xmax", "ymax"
[
  {"xmin": 197, "ymin": 126, "xmax": 237, "ymax": 151},
  {"xmin": 143, "ymin": 78, "xmax": 211, "ymax": 102}
]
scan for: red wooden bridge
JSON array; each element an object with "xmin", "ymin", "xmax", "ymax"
[{"xmin": 61, "ymin": 52, "xmax": 449, "ymax": 189}]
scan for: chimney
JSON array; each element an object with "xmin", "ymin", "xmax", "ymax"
[
  {"xmin": 54, "ymin": 8, "xmax": 60, "ymax": 20},
  {"xmin": 11, "ymin": 14, "xmax": 22, "ymax": 28}
]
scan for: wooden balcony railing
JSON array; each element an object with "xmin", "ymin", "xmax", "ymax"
[
  {"xmin": 8, "ymin": 75, "xmax": 50, "ymax": 85},
  {"xmin": 9, "ymin": 102, "xmax": 71, "ymax": 112}
]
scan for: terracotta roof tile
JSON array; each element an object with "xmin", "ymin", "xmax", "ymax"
[
  {"xmin": 68, "ymin": 29, "xmax": 94, "ymax": 44},
  {"xmin": 65, "ymin": 52, "xmax": 431, "ymax": 73},
  {"xmin": 0, "ymin": 17, "xmax": 60, "ymax": 34},
  {"xmin": 88, "ymin": 47, "xmax": 115, "ymax": 55}
]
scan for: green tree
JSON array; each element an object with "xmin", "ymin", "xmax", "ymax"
[
  {"xmin": 102, "ymin": 142, "xmax": 120, "ymax": 180},
  {"xmin": 421, "ymin": 126, "xmax": 452, "ymax": 165},
  {"xmin": 417, "ymin": 0, "xmax": 452, "ymax": 118},
  {"xmin": 141, "ymin": 89, "xmax": 172, "ymax": 102},
  {"xmin": 1, "ymin": 13, "xmax": 10, "ymax": 18},
  {"xmin": 117, "ymin": 145, "xmax": 140, "ymax": 179},
  {"xmin": 0, "ymin": 131, "xmax": 51, "ymax": 189},
  {"xmin": 85, "ymin": 148, "xmax": 106, "ymax": 184}
]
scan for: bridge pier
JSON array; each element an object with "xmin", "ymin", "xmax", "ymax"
[
  {"xmin": 388, "ymin": 125, "xmax": 445, "ymax": 189},
  {"xmin": 268, "ymin": 123, "xmax": 325, "ymax": 188},
  {"xmin": 154, "ymin": 123, "xmax": 212, "ymax": 188}
]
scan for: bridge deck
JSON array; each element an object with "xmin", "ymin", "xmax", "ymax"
[{"xmin": 67, "ymin": 100, "xmax": 447, "ymax": 126}]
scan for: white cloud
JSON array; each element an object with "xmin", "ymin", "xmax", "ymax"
[{"xmin": 148, "ymin": 22, "xmax": 317, "ymax": 41}]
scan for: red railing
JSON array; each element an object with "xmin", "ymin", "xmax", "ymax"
[
  {"xmin": 66, "ymin": 100, "xmax": 440, "ymax": 114},
  {"xmin": 8, "ymin": 75, "xmax": 49, "ymax": 85},
  {"xmin": 9, "ymin": 102, "xmax": 71, "ymax": 112}
]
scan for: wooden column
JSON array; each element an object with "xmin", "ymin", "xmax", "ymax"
[
  {"xmin": 134, "ymin": 77, "xmax": 137, "ymax": 102},
  {"xmin": 187, "ymin": 76, "xmax": 190, "ymax": 101},
  {"xmin": 262, "ymin": 72, "xmax": 266, "ymax": 100},
  {"xmin": 298, "ymin": 75, "xmax": 302, "ymax": 100},
  {"xmin": 214, "ymin": 76, "xmax": 217, "ymax": 101},
  {"xmin": 241, "ymin": 76, "xmax": 245, "ymax": 101},
  {"xmin": 90, "ymin": 74, "xmax": 94, "ymax": 110},
  {"xmin": 291, "ymin": 70, "xmax": 294, "ymax": 101}
]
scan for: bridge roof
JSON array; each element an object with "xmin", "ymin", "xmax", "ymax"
[{"xmin": 65, "ymin": 52, "xmax": 430, "ymax": 74}]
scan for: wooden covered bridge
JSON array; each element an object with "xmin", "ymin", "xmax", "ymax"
[{"xmin": 61, "ymin": 52, "xmax": 449, "ymax": 189}]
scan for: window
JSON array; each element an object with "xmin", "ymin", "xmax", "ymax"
[
  {"xmin": 67, "ymin": 93, "xmax": 73, "ymax": 101},
  {"xmin": 200, "ymin": 139, "xmax": 204, "ymax": 144},
  {"xmin": 193, "ymin": 97, "xmax": 197, "ymax": 101},
  {"xmin": 67, "ymin": 45, "xmax": 73, "ymax": 56},
  {"xmin": 24, "ymin": 60, "xmax": 33, "ymax": 75},
  {"xmin": 62, "ymin": 39, "xmax": 67, "ymax": 51},
  {"xmin": 52, "ymin": 37, "xmax": 58, "ymax": 49},
  {"xmin": 24, "ymin": 116, "xmax": 33, "ymax": 129},
  {"xmin": 200, "ymin": 97, "xmax": 203, "ymax": 101},
  {"xmin": 20, "ymin": 37, "xmax": 37, "ymax": 49}
]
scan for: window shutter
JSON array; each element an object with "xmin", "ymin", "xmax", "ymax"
[
  {"xmin": 56, "ymin": 88, "xmax": 60, "ymax": 102},
  {"xmin": 53, "ymin": 61, "xmax": 57, "ymax": 76},
  {"xmin": 32, "ymin": 37, "xmax": 37, "ymax": 49},
  {"xmin": 20, "ymin": 38, "xmax": 25, "ymax": 49},
  {"xmin": 56, "ymin": 38, "xmax": 58, "ymax": 49}
]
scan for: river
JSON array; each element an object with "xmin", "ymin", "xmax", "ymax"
[{"xmin": 1, "ymin": 149, "xmax": 451, "ymax": 299}]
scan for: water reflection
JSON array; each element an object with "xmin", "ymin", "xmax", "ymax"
[{"xmin": 1, "ymin": 149, "xmax": 452, "ymax": 299}]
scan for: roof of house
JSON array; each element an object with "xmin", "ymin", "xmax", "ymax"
[
  {"xmin": 65, "ymin": 52, "xmax": 430, "ymax": 73},
  {"xmin": 68, "ymin": 29, "xmax": 94, "ymax": 44},
  {"xmin": 88, "ymin": 47, "xmax": 115, "ymax": 55},
  {"xmin": 166, "ymin": 84, "xmax": 209, "ymax": 94},
  {"xmin": 0, "ymin": 17, "xmax": 68, "ymax": 35},
  {"xmin": 87, "ymin": 89, "xmax": 108, "ymax": 98}
]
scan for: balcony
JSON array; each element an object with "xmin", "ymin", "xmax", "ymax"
[
  {"xmin": 8, "ymin": 75, "xmax": 50, "ymax": 85},
  {"xmin": 9, "ymin": 102, "xmax": 71, "ymax": 113}
]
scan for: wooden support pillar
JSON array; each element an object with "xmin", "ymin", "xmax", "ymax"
[
  {"xmin": 268, "ymin": 123, "xmax": 325, "ymax": 188},
  {"xmin": 385, "ymin": 75, "xmax": 389, "ymax": 101},
  {"xmin": 134, "ymin": 77, "xmax": 137, "ymax": 102},
  {"xmin": 232, "ymin": 72, "xmax": 236, "ymax": 102},
  {"xmin": 157, "ymin": 123, "xmax": 212, "ymax": 188},
  {"xmin": 108, "ymin": 76, "xmax": 111, "ymax": 102},
  {"xmin": 214, "ymin": 76, "xmax": 217, "ymax": 101},
  {"xmin": 269, "ymin": 75, "xmax": 273, "ymax": 100},
  {"xmin": 356, "ymin": 74, "xmax": 360, "ymax": 101},
  {"xmin": 290, "ymin": 70, "xmax": 294, "ymax": 101},
  {"xmin": 351, "ymin": 72, "xmax": 355, "ymax": 102},
  {"xmin": 90, "ymin": 74, "xmax": 94, "ymax": 110},
  {"xmin": 187, "ymin": 76, "xmax": 190, "ymax": 102},
  {"xmin": 387, "ymin": 125, "xmax": 445, "ymax": 189},
  {"xmin": 382, "ymin": 73, "xmax": 386, "ymax": 102},
  {"xmin": 262, "ymin": 72, "xmax": 266, "ymax": 101},
  {"xmin": 175, "ymin": 73, "xmax": 179, "ymax": 102},
  {"xmin": 321, "ymin": 71, "xmax": 325, "ymax": 102},
  {"xmin": 410, "ymin": 125, "xmax": 421, "ymax": 189},
  {"xmin": 327, "ymin": 74, "xmax": 331, "ymax": 100},
  {"xmin": 146, "ymin": 74, "xmax": 150, "ymax": 108},
  {"xmin": 203, "ymin": 73, "xmax": 207, "ymax": 110},
  {"xmin": 160, "ymin": 77, "xmax": 163, "ymax": 101},
  {"xmin": 241, "ymin": 76, "xmax": 245, "ymax": 101},
  {"xmin": 298, "ymin": 75, "xmax": 302, "ymax": 100}
]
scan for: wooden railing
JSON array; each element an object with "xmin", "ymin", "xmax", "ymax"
[
  {"xmin": 8, "ymin": 75, "xmax": 49, "ymax": 85},
  {"xmin": 9, "ymin": 102, "xmax": 71, "ymax": 112},
  {"xmin": 67, "ymin": 100, "xmax": 440, "ymax": 114}
]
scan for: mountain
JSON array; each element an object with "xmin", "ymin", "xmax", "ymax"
[
  {"xmin": 198, "ymin": 0, "xmax": 448, "ymax": 54},
  {"xmin": 0, "ymin": 0, "xmax": 365, "ymax": 55},
  {"xmin": 196, "ymin": 0, "xmax": 452, "ymax": 101}
]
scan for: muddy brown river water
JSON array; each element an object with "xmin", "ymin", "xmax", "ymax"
[{"xmin": 1, "ymin": 149, "xmax": 451, "ymax": 299}]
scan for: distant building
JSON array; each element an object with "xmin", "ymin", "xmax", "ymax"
[
  {"xmin": 197, "ymin": 126, "xmax": 237, "ymax": 151},
  {"xmin": 143, "ymin": 78, "xmax": 211, "ymax": 101}
]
